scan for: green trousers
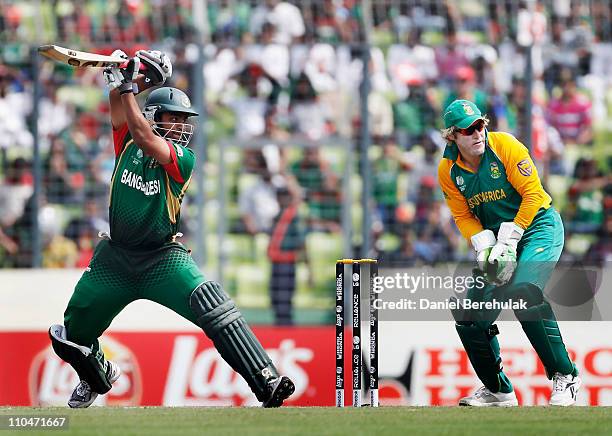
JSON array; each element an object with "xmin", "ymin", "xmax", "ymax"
[
  {"xmin": 463, "ymin": 208, "xmax": 576, "ymax": 393},
  {"xmin": 64, "ymin": 239, "xmax": 205, "ymax": 359}
]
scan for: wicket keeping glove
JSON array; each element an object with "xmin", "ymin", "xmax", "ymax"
[
  {"xmin": 103, "ymin": 50, "xmax": 128, "ymax": 91},
  {"xmin": 136, "ymin": 50, "xmax": 172, "ymax": 86},
  {"xmin": 487, "ymin": 222, "xmax": 524, "ymax": 285},
  {"xmin": 471, "ymin": 229, "xmax": 496, "ymax": 272}
]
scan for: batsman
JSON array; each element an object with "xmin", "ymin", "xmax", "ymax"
[
  {"xmin": 437, "ymin": 99, "xmax": 580, "ymax": 406},
  {"xmin": 48, "ymin": 50, "xmax": 294, "ymax": 407}
]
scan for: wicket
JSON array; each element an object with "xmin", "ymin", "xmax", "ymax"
[{"xmin": 335, "ymin": 258, "xmax": 379, "ymax": 407}]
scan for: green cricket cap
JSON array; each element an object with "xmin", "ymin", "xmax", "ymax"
[{"xmin": 443, "ymin": 99, "xmax": 483, "ymax": 129}]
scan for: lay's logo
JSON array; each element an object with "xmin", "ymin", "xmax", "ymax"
[{"xmin": 29, "ymin": 335, "xmax": 142, "ymax": 406}]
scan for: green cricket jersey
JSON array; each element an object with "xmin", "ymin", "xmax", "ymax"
[
  {"xmin": 109, "ymin": 124, "xmax": 194, "ymax": 249},
  {"xmin": 438, "ymin": 131, "xmax": 552, "ymax": 240}
]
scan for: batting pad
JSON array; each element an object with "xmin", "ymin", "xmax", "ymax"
[
  {"xmin": 48, "ymin": 324, "xmax": 112, "ymax": 394},
  {"xmin": 189, "ymin": 281, "xmax": 279, "ymax": 401}
]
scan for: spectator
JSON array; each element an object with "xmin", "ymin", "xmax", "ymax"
[
  {"xmin": 59, "ymin": 121, "xmax": 92, "ymax": 173},
  {"xmin": 467, "ymin": 44, "xmax": 498, "ymax": 93},
  {"xmin": 507, "ymin": 76, "xmax": 533, "ymax": 142},
  {"xmin": 40, "ymin": 203, "xmax": 78, "ymax": 268},
  {"xmin": 435, "ymin": 30, "xmax": 470, "ymax": 84},
  {"xmin": 205, "ymin": 47, "xmax": 238, "ymax": 100},
  {"xmin": 289, "ymin": 71, "xmax": 328, "ymax": 140},
  {"xmin": 74, "ymin": 223, "xmax": 97, "ymax": 269},
  {"xmin": 310, "ymin": 0, "xmax": 357, "ymax": 44},
  {"xmin": 238, "ymin": 150, "xmax": 280, "ymax": 236},
  {"xmin": 64, "ymin": 197, "xmax": 109, "ymax": 243},
  {"xmin": 267, "ymin": 0, "xmax": 306, "ymax": 45},
  {"xmin": 250, "ymin": 0, "xmax": 305, "ymax": 45},
  {"xmin": 227, "ymin": 63, "xmax": 273, "ymax": 141},
  {"xmin": 442, "ymin": 66, "xmax": 489, "ymax": 116},
  {"xmin": 372, "ymin": 139, "xmax": 411, "ymax": 232},
  {"xmin": 44, "ymin": 137, "xmax": 83, "ymax": 204},
  {"xmin": 584, "ymin": 185, "xmax": 612, "ymax": 266},
  {"xmin": 36, "ymin": 82, "xmax": 72, "ymax": 150},
  {"xmin": 290, "ymin": 146, "xmax": 341, "ymax": 233},
  {"xmin": 0, "ymin": 224, "xmax": 17, "ymax": 261},
  {"xmin": 565, "ymin": 158, "xmax": 609, "ymax": 234},
  {"xmin": 267, "ymin": 185, "xmax": 307, "ymax": 325},
  {"xmin": 414, "ymin": 200, "xmax": 459, "ymax": 264},
  {"xmin": 405, "ymin": 134, "xmax": 441, "ymax": 203},
  {"xmin": 303, "ymin": 43, "xmax": 338, "ymax": 133},
  {"xmin": 537, "ymin": 120, "xmax": 566, "ymax": 177},
  {"xmin": 368, "ymin": 48, "xmax": 394, "ymax": 138},
  {"xmin": 0, "ymin": 157, "xmax": 33, "ymax": 229},
  {"xmin": 413, "ymin": 175, "xmax": 438, "ymax": 227},
  {"xmin": 84, "ymin": 157, "xmax": 112, "ymax": 199},
  {"xmin": 0, "ymin": 158, "xmax": 32, "ymax": 259},
  {"xmin": 9, "ymin": 195, "xmax": 77, "ymax": 268},
  {"xmin": 546, "ymin": 68, "xmax": 593, "ymax": 145},
  {"xmin": 0, "ymin": 64, "xmax": 33, "ymax": 150},
  {"xmin": 392, "ymin": 75, "xmax": 438, "ymax": 150},
  {"xmin": 380, "ymin": 229, "xmax": 418, "ymax": 267},
  {"xmin": 507, "ymin": 76, "xmax": 566, "ymax": 175},
  {"xmin": 253, "ymin": 22, "xmax": 291, "ymax": 87},
  {"xmin": 387, "ymin": 27, "xmax": 438, "ymax": 92}
]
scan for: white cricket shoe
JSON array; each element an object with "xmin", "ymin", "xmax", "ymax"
[
  {"xmin": 549, "ymin": 372, "xmax": 581, "ymax": 406},
  {"xmin": 459, "ymin": 386, "xmax": 518, "ymax": 407},
  {"xmin": 68, "ymin": 360, "xmax": 121, "ymax": 408}
]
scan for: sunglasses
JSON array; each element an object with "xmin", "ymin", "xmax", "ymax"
[{"xmin": 456, "ymin": 120, "xmax": 485, "ymax": 136}]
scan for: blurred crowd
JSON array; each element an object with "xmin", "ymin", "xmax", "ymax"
[{"xmin": 0, "ymin": 0, "xmax": 610, "ymax": 278}]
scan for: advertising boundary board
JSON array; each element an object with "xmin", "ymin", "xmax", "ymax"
[{"xmin": 1, "ymin": 322, "xmax": 610, "ymax": 406}]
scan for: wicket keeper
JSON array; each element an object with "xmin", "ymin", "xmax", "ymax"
[
  {"xmin": 438, "ymin": 99, "xmax": 580, "ymax": 406},
  {"xmin": 48, "ymin": 50, "xmax": 294, "ymax": 407}
]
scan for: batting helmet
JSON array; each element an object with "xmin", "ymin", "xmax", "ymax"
[
  {"xmin": 143, "ymin": 87, "xmax": 199, "ymax": 121},
  {"xmin": 143, "ymin": 87, "xmax": 198, "ymax": 146}
]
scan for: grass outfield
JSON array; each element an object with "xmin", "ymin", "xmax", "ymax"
[{"xmin": 1, "ymin": 407, "xmax": 611, "ymax": 435}]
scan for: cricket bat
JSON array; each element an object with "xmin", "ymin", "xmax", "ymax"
[{"xmin": 38, "ymin": 44, "xmax": 127, "ymax": 68}]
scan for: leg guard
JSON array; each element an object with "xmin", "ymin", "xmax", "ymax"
[
  {"xmin": 455, "ymin": 322, "xmax": 505, "ymax": 393},
  {"xmin": 450, "ymin": 296, "xmax": 512, "ymax": 393},
  {"xmin": 189, "ymin": 281, "xmax": 279, "ymax": 401},
  {"xmin": 48, "ymin": 324, "xmax": 112, "ymax": 394},
  {"xmin": 509, "ymin": 283, "xmax": 575, "ymax": 378}
]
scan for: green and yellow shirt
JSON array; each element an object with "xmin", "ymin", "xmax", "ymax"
[
  {"xmin": 437, "ymin": 131, "xmax": 551, "ymax": 241},
  {"xmin": 109, "ymin": 124, "xmax": 194, "ymax": 249}
]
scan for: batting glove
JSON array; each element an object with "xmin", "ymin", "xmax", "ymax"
[
  {"xmin": 118, "ymin": 56, "xmax": 141, "ymax": 94},
  {"xmin": 487, "ymin": 222, "xmax": 524, "ymax": 285},
  {"xmin": 103, "ymin": 67, "xmax": 122, "ymax": 90},
  {"xmin": 103, "ymin": 50, "xmax": 129, "ymax": 91},
  {"xmin": 136, "ymin": 50, "xmax": 172, "ymax": 85},
  {"xmin": 471, "ymin": 229, "xmax": 496, "ymax": 272}
]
